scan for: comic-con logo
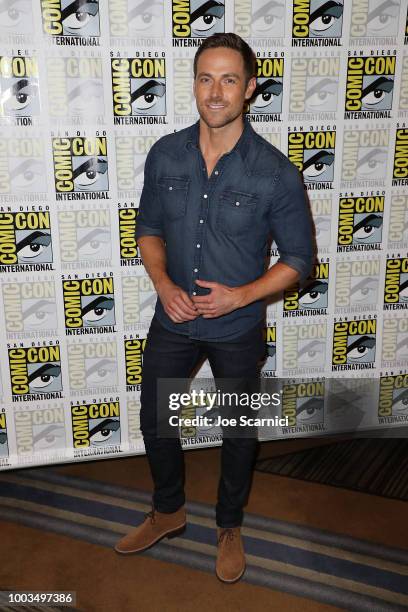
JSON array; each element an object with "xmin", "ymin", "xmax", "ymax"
[
  {"xmin": 378, "ymin": 374, "xmax": 408, "ymax": 422},
  {"xmin": 350, "ymin": 0, "xmax": 400, "ymax": 42},
  {"xmin": 46, "ymin": 56, "xmax": 104, "ymax": 122},
  {"xmin": 247, "ymin": 57, "xmax": 283, "ymax": 121},
  {"xmin": 41, "ymin": 0, "xmax": 100, "ymax": 44},
  {"xmin": 383, "ymin": 257, "xmax": 408, "ymax": 310},
  {"xmin": 52, "ymin": 136, "xmax": 109, "ymax": 199},
  {"xmin": 8, "ymin": 344, "xmax": 63, "ymax": 400},
  {"xmin": 283, "ymin": 262, "xmax": 329, "ymax": 316},
  {"xmin": 0, "ymin": 211, "xmax": 53, "ymax": 271},
  {"xmin": 282, "ymin": 321, "xmax": 327, "ymax": 374},
  {"xmin": 0, "ymin": 56, "xmax": 39, "ymax": 124},
  {"xmin": 281, "ymin": 379, "xmax": 325, "ymax": 432},
  {"xmin": 382, "ymin": 315, "xmax": 408, "ymax": 367},
  {"xmin": 109, "ymin": 0, "xmax": 164, "ymax": 38},
  {"xmin": 399, "ymin": 55, "xmax": 408, "ymax": 116},
  {"xmin": 58, "ymin": 207, "xmax": 111, "ymax": 269},
  {"xmin": 345, "ymin": 54, "xmax": 396, "ymax": 119},
  {"xmin": 0, "ymin": 138, "xmax": 46, "ymax": 200},
  {"xmin": 392, "ymin": 128, "xmax": 408, "ymax": 186},
  {"xmin": 335, "ymin": 258, "xmax": 380, "ymax": 313},
  {"xmin": 261, "ymin": 324, "xmax": 276, "ymax": 377},
  {"xmin": 332, "ymin": 318, "xmax": 377, "ymax": 371},
  {"xmin": 337, "ymin": 195, "xmax": 384, "ymax": 252},
  {"xmin": 118, "ymin": 206, "xmax": 142, "ymax": 266},
  {"xmin": 0, "ymin": 411, "xmax": 8, "ymax": 460},
  {"xmin": 62, "ymin": 275, "xmax": 116, "ymax": 334},
  {"xmin": 115, "ymin": 135, "xmax": 159, "ymax": 197},
  {"xmin": 172, "ymin": 0, "xmax": 224, "ymax": 45},
  {"xmin": 288, "ymin": 128, "xmax": 336, "ymax": 189},
  {"xmin": 289, "ymin": 55, "xmax": 339, "ymax": 120},
  {"xmin": 111, "ymin": 57, "xmax": 166, "ymax": 125},
  {"xmin": 0, "ymin": 0, "xmax": 34, "ymax": 38},
  {"xmin": 341, "ymin": 128, "xmax": 388, "ymax": 187},
  {"xmin": 14, "ymin": 406, "xmax": 66, "ymax": 455},
  {"xmin": 292, "ymin": 0, "xmax": 343, "ymax": 45},
  {"xmin": 234, "ymin": 0, "xmax": 285, "ymax": 41},
  {"xmin": 71, "ymin": 401, "xmax": 121, "ymax": 451},
  {"xmin": 388, "ymin": 194, "xmax": 408, "ymax": 248},
  {"xmin": 310, "ymin": 196, "xmax": 332, "ymax": 251},
  {"xmin": 125, "ymin": 337, "xmax": 146, "ymax": 390},
  {"xmin": 122, "ymin": 275, "xmax": 156, "ymax": 331},
  {"xmin": 2, "ymin": 279, "xmax": 58, "ymax": 337},
  {"xmin": 67, "ymin": 339, "xmax": 117, "ymax": 394},
  {"xmin": 127, "ymin": 398, "xmax": 142, "ymax": 448}
]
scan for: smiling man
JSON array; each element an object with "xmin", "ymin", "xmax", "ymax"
[{"xmin": 114, "ymin": 33, "xmax": 314, "ymax": 583}]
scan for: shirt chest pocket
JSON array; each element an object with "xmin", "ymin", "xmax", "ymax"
[
  {"xmin": 217, "ymin": 190, "xmax": 257, "ymax": 237},
  {"xmin": 158, "ymin": 176, "xmax": 189, "ymax": 221}
]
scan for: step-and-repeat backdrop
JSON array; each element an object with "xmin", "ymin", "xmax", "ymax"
[{"xmin": 0, "ymin": 1, "xmax": 407, "ymax": 470}]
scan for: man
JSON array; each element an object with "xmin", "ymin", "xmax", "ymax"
[{"xmin": 115, "ymin": 33, "xmax": 314, "ymax": 583}]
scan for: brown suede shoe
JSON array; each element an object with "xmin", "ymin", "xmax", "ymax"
[
  {"xmin": 215, "ymin": 527, "xmax": 246, "ymax": 583},
  {"xmin": 114, "ymin": 507, "xmax": 186, "ymax": 554}
]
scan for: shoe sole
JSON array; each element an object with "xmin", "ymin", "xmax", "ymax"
[
  {"xmin": 215, "ymin": 564, "xmax": 246, "ymax": 584},
  {"xmin": 114, "ymin": 523, "xmax": 186, "ymax": 554}
]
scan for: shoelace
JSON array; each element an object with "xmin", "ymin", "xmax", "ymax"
[{"xmin": 218, "ymin": 528, "xmax": 236, "ymax": 544}]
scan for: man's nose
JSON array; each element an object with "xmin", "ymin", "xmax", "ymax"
[{"xmin": 209, "ymin": 80, "xmax": 222, "ymax": 98}]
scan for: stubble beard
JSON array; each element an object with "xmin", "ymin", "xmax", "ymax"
[{"xmin": 197, "ymin": 100, "xmax": 244, "ymax": 130}]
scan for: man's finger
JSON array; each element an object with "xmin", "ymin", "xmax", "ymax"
[
  {"xmin": 191, "ymin": 295, "xmax": 213, "ymax": 304},
  {"xmin": 178, "ymin": 292, "xmax": 199, "ymax": 313}
]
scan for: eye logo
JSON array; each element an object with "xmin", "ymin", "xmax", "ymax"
[
  {"xmin": 284, "ymin": 263, "xmax": 329, "ymax": 315},
  {"xmin": 378, "ymin": 374, "xmax": 408, "ymax": 421},
  {"xmin": 283, "ymin": 322, "xmax": 327, "ymax": 373},
  {"xmin": 281, "ymin": 380, "xmax": 325, "ymax": 428},
  {"xmin": 52, "ymin": 137, "xmax": 109, "ymax": 194},
  {"xmin": 41, "ymin": 0, "xmax": 100, "ymax": 38},
  {"xmin": 288, "ymin": 130, "xmax": 336, "ymax": 187},
  {"xmin": 351, "ymin": 0, "xmax": 400, "ymax": 39},
  {"xmin": 0, "ymin": 56, "xmax": 39, "ymax": 119},
  {"xmin": 62, "ymin": 276, "xmax": 116, "ymax": 332},
  {"xmin": 250, "ymin": 0, "xmax": 285, "ymax": 38},
  {"xmin": 332, "ymin": 319, "xmax": 377, "ymax": 369},
  {"xmin": 109, "ymin": 0, "xmax": 164, "ymax": 37},
  {"xmin": 249, "ymin": 58, "xmax": 284, "ymax": 115},
  {"xmin": 345, "ymin": 56, "xmax": 396, "ymax": 118},
  {"xmin": 71, "ymin": 401, "xmax": 121, "ymax": 450},
  {"xmin": 0, "ymin": 0, "xmax": 33, "ymax": 36},
  {"xmin": 0, "ymin": 211, "xmax": 53, "ymax": 269},
  {"xmin": 172, "ymin": 0, "xmax": 224, "ymax": 39},
  {"xmin": 111, "ymin": 58, "xmax": 166, "ymax": 121},
  {"xmin": 8, "ymin": 345, "xmax": 63, "ymax": 398},
  {"xmin": 337, "ymin": 196, "xmax": 385, "ymax": 251},
  {"xmin": 292, "ymin": 0, "xmax": 344, "ymax": 42}
]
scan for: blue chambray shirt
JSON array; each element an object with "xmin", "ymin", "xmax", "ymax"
[{"xmin": 135, "ymin": 120, "xmax": 314, "ymax": 341}]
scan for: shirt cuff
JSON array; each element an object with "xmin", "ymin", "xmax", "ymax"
[
  {"xmin": 135, "ymin": 225, "xmax": 164, "ymax": 240},
  {"xmin": 277, "ymin": 254, "xmax": 314, "ymax": 283}
]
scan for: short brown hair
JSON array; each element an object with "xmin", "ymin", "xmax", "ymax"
[{"xmin": 193, "ymin": 33, "xmax": 257, "ymax": 83}]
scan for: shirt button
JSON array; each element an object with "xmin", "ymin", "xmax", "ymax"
[
  {"xmin": 196, "ymin": 243, "xmax": 201, "ymax": 248},
  {"xmin": 214, "ymin": 170, "xmax": 219, "ymax": 175},
  {"xmin": 194, "ymin": 268, "xmax": 198, "ymax": 272},
  {"xmin": 199, "ymin": 219, "xmax": 204, "ymax": 223},
  {"xmin": 168, "ymin": 186, "xmax": 173, "ymax": 191},
  {"xmin": 192, "ymin": 291, "xmax": 197, "ymax": 295},
  {"xmin": 235, "ymin": 201, "xmax": 240, "ymax": 206},
  {"xmin": 203, "ymin": 194, "xmax": 208, "ymax": 199}
]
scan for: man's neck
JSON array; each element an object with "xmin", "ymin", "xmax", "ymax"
[{"xmin": 198, "ymin": 118, "xmax": 245, "ymax": 159}]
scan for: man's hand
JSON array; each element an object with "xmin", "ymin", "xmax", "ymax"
[
  {"xmin": 157, "ymin": 278, "xmax": 199, "ymax": 323},
  {"xmin": 191, "ymin": 279, "xmax": 244, "ymax": 318}
]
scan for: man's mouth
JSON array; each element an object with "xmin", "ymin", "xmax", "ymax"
[{"xmin": 207, "ymin": 103, "xmax": 226, "ymax": 109}]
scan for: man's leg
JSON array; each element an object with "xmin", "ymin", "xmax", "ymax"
[
  {"xmin": 205, "ymin": 322, "xmax": 265, "ymax": 581},
  {"xmin": 115, "ymin": 316, "xmax": 204, "ymax": 553}
]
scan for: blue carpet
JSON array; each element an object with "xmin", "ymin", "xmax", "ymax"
[{"xmin": 0, "ymin": 468, "xmax": 407, "ymax": 612}]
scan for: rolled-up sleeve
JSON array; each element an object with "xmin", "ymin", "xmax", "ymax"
[
  {"xmin": 268, "ymin": 159, "xmax": 315, "ymax": 283},
  {"xmin": 135, "ymin": 145, "xmax": 164, "ymax": 240}
]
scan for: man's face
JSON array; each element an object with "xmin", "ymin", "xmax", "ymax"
[{"xmin": 193, "ymin": 47, "xmax": 256, "ymax": 129}]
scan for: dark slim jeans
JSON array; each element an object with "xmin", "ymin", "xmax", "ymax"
[{"xmin": 140, "ymin": 315, "xmax": 266, "ymax": 528}]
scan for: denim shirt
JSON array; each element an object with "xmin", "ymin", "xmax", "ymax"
[{"xmin": 135, "ymin": 120, "xmax": 315, "ymax": 341}]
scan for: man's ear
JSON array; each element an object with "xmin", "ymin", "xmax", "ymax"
[
  {"xmin": 245, "ymin": 76, "xmax": 257, "ymax": 100},
  {"xmin": 193, "ymin": 78, "xmax": 196, "ymax": 98}
]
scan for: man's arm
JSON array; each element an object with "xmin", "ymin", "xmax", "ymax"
[{"xmin": 138, "ymin": 236, "xmax": 198, "ymax": 323}]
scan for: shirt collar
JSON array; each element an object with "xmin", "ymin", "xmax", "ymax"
[{"xmin": 185, "ymin": 117, "xmax": 254, "ymax": 163}]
